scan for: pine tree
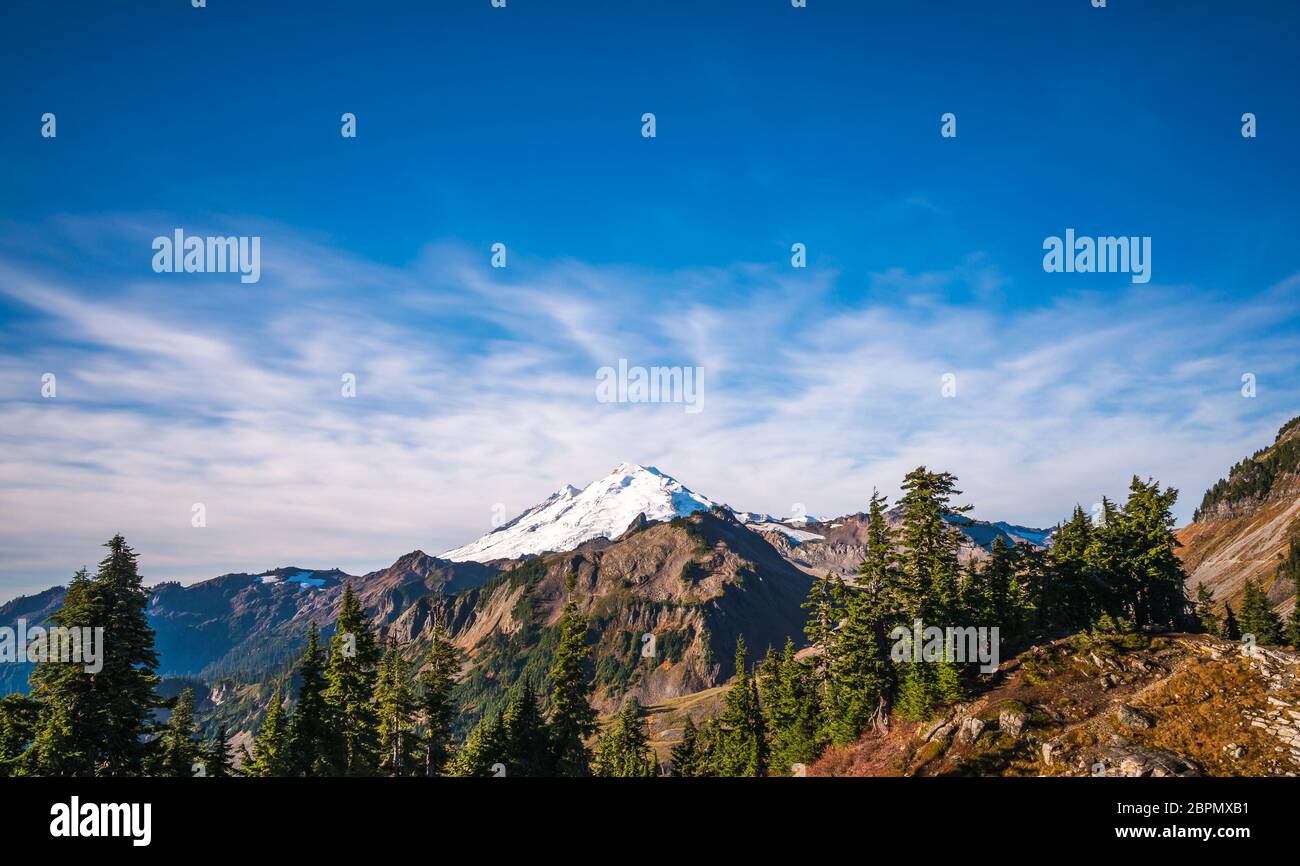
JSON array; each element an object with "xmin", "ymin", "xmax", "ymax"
[
  {"xmin": 1114, "ymin": 478, "xmax": 1189, "ymax": 630},
  {"xmin": 714, "ymin": 637, "xmax": 767, "ymax": 776},
  {"xmin": 761, "ymin": 639, "xmax": 823, "ymax": 771},
  {"xmin": 205, "ymin": 724, "xmax": 235, "ymax": 778},
  {"xmin": 822, "ymin": 489, "xmax": 898, "ymax": 742},
  {"xmin": 593, "ymin": 698, "xmax": 656, "ymax": 777},
  {"xmin": 894, "ymin": 468, "xmax": 967, "ymax": 718},
  {"xmin": 418, "ymin": 625, "xmax": 459, "ymax": 777},
  {"xmin": 22, "ymin": 540, "xmax": 163, "ymax": 777},
  {"xmin": 448, "ymin": 710, "xmax": 506, "ymax": 777},
  {"xmin": 1222, "ymin": 603, "xmax": 1241, "ymax": 641},
  {"xmin": 1193, "ymin": 584, "xmax": 1220, "ymax": 636},
  {"xmin": 1044, "ymin": 506, "xmax": 1096, "ymax": 631},
  {"xmin": 93, "ymin": 536, "xmax": 163, "ymax": 776},
  {"xmin": 547, "ymin": 582, "xmax": 597, "ymax": 776},
  {"xmin": 154, "ymin": 688, "xmax": 202, "ymax": 777},
  {"xmin": 375, "ymin": 639, "xmax": 417, "ymax": 777},
  {"xmin": 669, "ymin": 716, "xmax": 700, "ymax": 777},
  {"xmin": 22, "ymin": 568, "xmax": 100, "ymax": 775},
  {"xmin": 323, "ymin": 585, "xmax": 380, "ymax": 775},
  {"xmin": 802, "ymin": 572, "xmax": 847, "ymax": 673},
  {"xmin": 498, "ymin": 680, "xmax": 550, "ymax": 777},
  {"xmin": 0, "ymin": 694, "xmax": 41, "ymax": 776},
  {"xmin": 246, "ymin": 683, "xmax": 292, "ymax": 777},
  {"xmin": 289, "ymin": 623, "xmax": 334, "ymax": 776},
  {"xmin": 1239, "ymin": 576, "xmax": 1283, "ymax": 645}
]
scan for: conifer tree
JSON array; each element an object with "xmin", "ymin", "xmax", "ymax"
[
  {"xmin": 289, "ymin": 623, "xmax": 334, "ymax": 776},
  {"xmin": 22, "ymin": 568, "xmax": 100, "ymax": 776},
  {"xmin": 0, "ymin": 694, "xmax": 40, "ymax": 776},
  {"xmin": 1193, "ymin": 584, "xmax": 1220, "ymax": 636},
  {"xmin": 499, "ymin": 680, "xmax": 551, "ymax": 776},
  {"xmin": 1044, "ymin": 506, "xmax": 1096, "ymax": 631},
  {"xmin": 375, "ymin": 638, "xmax": 418, "ymax": 777},
  {"xmin": 802, "ymin": 572, "xmax": 846, "ymax": 673},
  {"xmin": 669, "ymin": 715, "xmax": 700, "ymax": 777},
  {"xmin": 593, "ymin": 698, "xmax": 656, "ymax": 777},
  {"xmin": 205, "ymin": 723, "xmax": 235, "ymax": 778},
  {"xmin": 1239, "ymin": 576, "xmax": 1283, "ymax": 645},
  {"xmin": 547, "ymin": 579, "xmax": 597, "ymax": 776},
  {"xmin": 323, "ymin": 585, "xmax": 380, "ymax": 775},
  {"xmin": 246, "ymin": 683, "xmax": 292, "ymax": 777},
  {"xmin": 448, "ymin": 710, "xmax": 506, "ymax": 777},
  {"xmin": 1113, "ymin": 478, "xmax": 1188, "ymax": 630},
  {"xmin": 761, "ymin": 639, "xmax": 823, "ymax": 771},
  {"xmin": 93, "ymin": 535, "xmax": 163, "ymax": 776},
  {"xmin": 822, "ymin": 489, "xmax": 898, "ymax": 741},
  {"xmin": 22, "ymin": 540, "xmax": 163, "ymax": 777},
  {"xmin": 714, "ymin": 637, "xmax": 767, "ymax": 776},
  {"xmin": 1222, "ymin": 603, "xmax": 1241, "ymax": 641},
  {"xmin": 894, "ymin": 468, "xmax": 967, "ymax": 718},
  {"xmin": 418, "ymin": 625, "xmax": 459, "ymax": 776},
  {"xmin": 154, "ymin": 688, "xmax": 202, "ymax": 777}
]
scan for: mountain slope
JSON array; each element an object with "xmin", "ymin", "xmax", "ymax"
[
  {"xmin": 1179, "ymin": 415, "xmax": 1300, "ymax": 616},
  {"xmin": 400, "ymin": 507, "xmax": 814, "ymax": 726}
]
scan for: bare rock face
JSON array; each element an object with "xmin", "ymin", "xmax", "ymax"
[
  {"xmin": 958, "ymin": 717, "xmax": 987, "ymax": 744},
  {"xmin": 1084, "ymin": 746, "xmax": 1202, "ymax": 777},
  {"xmin": 999, "ymin": 707, "xmax": 1030, "ymax": 739},
  {"xmin": 1115, "ymin": 704, "xmax": 1153, "ymax": 730}
]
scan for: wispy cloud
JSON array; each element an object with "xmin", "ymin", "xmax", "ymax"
[{"xmin": 0, "ymin": 215, "xmax": 1297, "ymax": 598}]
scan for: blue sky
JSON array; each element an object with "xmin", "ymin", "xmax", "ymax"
[{"xmin": 1, "ymin": 0, "xmax": 1298, "ymax": 598}]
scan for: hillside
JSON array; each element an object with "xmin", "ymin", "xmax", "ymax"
[
  {"xmin": 806, "ymin": 633, "xmax": 1300, "ymax": 777},
  {"xmin": 396, "ymin": 507, "xmax": 814, "ymax": 726},
  {"xmin": 1178, "ymin": 415, "xmax": 1300, "ymax": 616}
]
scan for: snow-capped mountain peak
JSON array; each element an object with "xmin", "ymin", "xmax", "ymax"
[{"xmin": 440, "ymin": 463, "xmax": 720, "ymax": 563}]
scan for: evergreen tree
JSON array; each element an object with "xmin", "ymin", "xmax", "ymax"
[
  {"xmin": 21, "ymin": 568, "xmax": 100, "ymax": 775},
  {"xmin": 1113, "ymin": 478, "xmax": 1188, "ymax": 630},
  {"xmin": 0, "ymin": 694, "xmax": 40, "ymax": 776},
  {"xmin": 93, "ymin": 536, "xmax": 163, "ymax": 776},
  {"xmin": 289, "ymin": 623, "xmax": 334, "ymax": 776},
  {"xmin": 593, "ymin": 698, "xmax": 656, "ymax": 777},
  {"xmin": 823, "ymin": 488, "xmax": 898, "ymax": 741},
  {"xmin": 22, "ymin": 540, "xmax": 162, "ymax": 777},
  {"xmin": 498, "ymin": 680, "xmax": 551, "ymax": 777},
  {"xmin": 205, "ymin": 724, "xmax": 235, "ymax": 778},
  {"xmin": 448, "ymin": 710, "xmax": 506, "ymax": 777},
  {"xmin": 418, "ymin": 625, "xmax": 459, "ymax": 777},
  {"xmin": 761, "ymin": 639, "xmax": 824, "ymax": 770},
  {"xmin": 154, "ymin": 688, "xmax": 202, "ymax": 777},
  {"xmin": 547, "ymin": 580, "xmax": 597, "ymax": 776},
  {"xmin": 1239, "ymin": 576, "xmax": 1283, "ymax": 645},
  {"xmin": 1193, "ymin": 584, "xmax": 1220, "ymax": 636},
  {"xmin": 1043, "ymin": 506, "xmax": 1096, "ymax": 631},
  {"xmin": 714, "ymin": 637, "xmax": 767, "ymax": 776},
  {"xmin": 802, "ymin": 572, "xmax": 847, "ymax": 673},
  {"xmin": 375, "ymin": 639, "xmax": 418, "ymax": 777},
  {"xmin": 669, "ymin": 715, "xmax": 700, "ymax": 777},
  {"xmin": 246, "ymin": 683, "xmax": 292, "ymax": 777},
  {"xmin": 894, "ymin": 468, "xmax": 967, "ymax": 718},
  {"xmin": 323, "ymin": 585, "xmax": 380, "ymax": 775},
  {"xmin": 1222, "ymin": 603, "xmax": 1241, "ymax": 641}
]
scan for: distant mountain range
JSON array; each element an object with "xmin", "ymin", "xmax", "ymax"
[
  {"xmin": 6, "ymin": 436, "xmax": 1296, "ymax": 753},
  {"xmin": 0, "ymin": 462, "xmax": 1052, "ymax": 702}
]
